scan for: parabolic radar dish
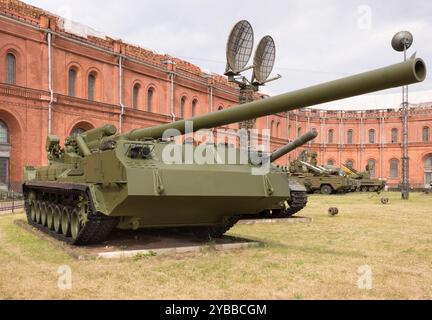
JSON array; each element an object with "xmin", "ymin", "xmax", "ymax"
[{"xmin": 226, "ymin": 20, "xmax": 254, "ymax": 73}]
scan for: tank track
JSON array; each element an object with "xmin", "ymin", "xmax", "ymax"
[
  {"xmin": 23, "ymin": 183, "xmax": 118, "ymax": 246},
  {"xmin": 283, "ymin": 191, "xmax": 308, "ymax": 217},
  {"xmin": 256, "ymin": 191, "xmax": 308, "ymax": 219},
  {"xmin": 360, "ymin": 185, "xmax": 384, "ymax": 192},
  {"xmin": 188, "ymin": 215, "xmax": 241, "ymax": 240}
]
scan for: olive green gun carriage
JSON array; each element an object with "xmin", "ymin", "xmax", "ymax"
[
  {"xmin": 341, "ymin": 164, "xmax": 386, "ymax": 192},
  {"xmin": 289, "ymin": 160, "xmax": 354, "ymax": 195},
  {"xmin": 357, "ymin": 177, "xmax": 386, "ymax": 193},
  {"xmin": 23, "ymin": 58, "xmax": 426, "ymax": 245},
  {"xmin": 324, "ymin": 165, "xmax": 358, "ymax": 192}
]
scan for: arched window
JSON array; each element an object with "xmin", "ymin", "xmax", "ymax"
[
  {"xmin": 368, "ymin": 129, "xmax": 375, "ymax": 144},
  {"xmin": 88, "ymin": 73, "xmax": 96, "ymax": 101},
  {"xmin": 147, "ymin": 87, "xmax": 154, "ymax": 112},
  {"xmin": 423, "ymin": 127, "xmax": 430, "ymax": 142},
  {"xmin": 389, "ymin": 159, "xmax": 399, "ymax": 178},
  {"xmin": 0, "ymin": 121, "xmax": 10, "ymax": 187},
  {"xmin": 271, "ymin": 120, "xmax": 275, "ymax": 137},
  {"xmin": 327, "ymin": 159, "xmax": 335, "ymax": 166},
  {"xmin": 328, "ymin": 129, "xmax": 334, "ymax": 144},
  {"xmin": 6, "ymin": 53, "xmax": 16, "ymax": 85},
  {"xmin": 133, "ymin": 84, "xmax": 141, "ymax": 110},
  {"xmin": 276, "ymin": 122, "xmax": 280, "ymax": 137},
  {"xmin": 71, "ymin": 127, "xmax": 86, "ymax": 137},
  {"xmin": 0, "ymin": 155, "xmax": 8, "ymax": 185},
  {"xmin": 192, "ymin": 99, "xmax": 198, "ymax": 117},
  {"xmin": 426, "ymin": 156, "xmax": 432, "ymax": 168},
  {"xmin": 346, "ymin": 160, "xmax": 354, "ymax": 169},
  {"xmin": 391, "ymin": 128, "xmax": 398, "ymax": 143},
  {"xmin": 218, "ymin": 106, "xmax": 223, "ymax": 111},
  {"xmin": 68, "ymin": 68, "xmax": 77, "ymax": 97},
  {"xmin": 0, "ymin": 121, "xmax": 8, "ymax": 144},
  {"xmin": 367, "ymin": 159, "xmax": 376, "ymax": 177},
  {"xmin": 180, "ymin": 96, "xmax": 186, "ymax": 118},
  {"xmin": 297, "ymin": 127, "xmax": 302, "ymax": 138},
  {"xmin": 347, "ymin": 130, "xmax": 353, "ymax": 144},
  {"xmin": 425, "ymin": 155, "xmax": 432, "ymax": 186}
]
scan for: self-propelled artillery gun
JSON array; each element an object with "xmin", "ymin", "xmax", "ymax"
[
  {"xmin": 341, "ymin": 164, "xmax": 386, "ymax": 192},
  {"xmin": 23, "ymin": 58, "xmax": 426, "ymax": 244}
]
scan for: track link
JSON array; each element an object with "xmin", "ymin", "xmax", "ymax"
[
  {"xmin": 187, "ymin": 215, "xmax": 241, "ymax": 240},
  {"xmin": 283, "ymin": 191, "xmax": 308, "ymax": 217},
  {"xmin": 23, "ymin": 184, "xmax": 118, "ymax": 246},
  {"xmin": 255, "ymin": 190, "xmax": 308, "ymax": 219}
]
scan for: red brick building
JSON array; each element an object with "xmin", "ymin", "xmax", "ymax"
[{"xmin": 0, "ymin": 0, "xmax": 431, "ymax": 191}]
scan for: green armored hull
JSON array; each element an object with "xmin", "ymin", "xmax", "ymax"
[
  {"xmin": 341, "ymin": 164, "xmax": 387, "ymax": 192},
  {"xmin": 292, "ymin": 174, "xmax": 354, "ymax": 195},
  {"xmin": 290, "ymin": 161, "xmax": 354, "ymax": 195},
  {"xmin": 23, "ymin": 58, "xmax": 426, "ymax": 245},
  {"xmin": 356, "ymin": 178, "xmax": 386, "ymax": 192}
]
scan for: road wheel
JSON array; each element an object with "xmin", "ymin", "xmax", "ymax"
[
  {"xmin": 35, "ymin": 201, "xmax": 42, "ymax": 224},
  {"xmin": 61, "ymin": 207, "xmax": 71, "ymax": 237},
  {"xmin": 46, "ymin": 205, "xmax": 54, "ymax": 230},
  {"xmin": 40, "ymin": 202, "xmax": 48, "ymax": 227},
  {"xmin": 320, "ymin": 185, "xmax": 333, "ymax": 195},
  {"xmin": 53, "ymin": 205, "xmax": 62, "ymax": 234},
  {"xmin": 30, "ymin": 200, "xmax": 37, "ymax": 222},
  {"xmin": 70, "ymin": 209, "xmax": 81, "ymax": 241}
]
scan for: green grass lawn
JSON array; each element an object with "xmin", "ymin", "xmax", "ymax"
[{"xmin": 0, "ymin": 192, "xmax": 431, "ymax": 300}]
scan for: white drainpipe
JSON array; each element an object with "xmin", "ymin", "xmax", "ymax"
[
  {"xmin": 118, "ymin": 55, "xmax": 125, "ymax": 133},
  {"xmin": 47, "ymin": 31, "xmax": 53, "ymax": 135},
  {"xmin": 170, "ymin": 72, "xmax": 175, "ymax": 122},
  {"xmin": 209, "ymin": 85, "xmax": 214, "ymax": 113},
  {"xmin": 209, "ymin": 84, "xmax": 214, "ymax": 142}
]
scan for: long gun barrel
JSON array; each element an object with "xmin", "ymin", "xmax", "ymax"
[
  {"xmin": 270, "ymin": 130, "xmax": 318, "ymax": 162},
  {"xmin": 299, "ymin": 160, "xmax": 327, "ymax": 175},
  {"xmin": 341, "ymin": 164, "xmax": 357, "ymax": 176},
  {"xmin": 75, "ymin": 124, "xmax": 117, "ymax": 155},
  {"xmin": 120, "ymin": 58, "xmax": 426, "ymax": 141},
  {"xmin": 316, "ymin": 164, "xmax": 329, "ymax": 171},
  {"xmin": 345, "ymin": 164, "xmax": 359, "ymax": 175}
]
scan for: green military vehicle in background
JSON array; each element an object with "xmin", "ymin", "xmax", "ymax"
[
  {"xmin": 324, "ymin": 165, "xmax": 358, "ymax": 192},
  {"xmin": 289, "ymin": 154, "xmax": 354, "ymax": 195},
  {"xmin": 22, "ymin": 57, "xmax": 426, "ymax": 245},
  {"xmin": 341, "ymin": 164, "xmax": 386, "ymax": 192}
]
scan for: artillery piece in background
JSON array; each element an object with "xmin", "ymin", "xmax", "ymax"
[
  {"xmin": 288, "ymin": 155, "xmax": 354, "ymax": 195},
  {"xmin": 23, "ymin": 57, "xmax": 426, "ymax": 245},
  {"xmin": 341, "ymin": 164, "xmax": 386, "ymax": 192}
]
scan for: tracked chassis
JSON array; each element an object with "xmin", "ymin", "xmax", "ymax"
[
  {"xmin": 23, "ymin": 182, "xmax": 118, "ymax": 245},
  {"xmin": 23, "ymin": 182, "xmax": 242, "ymax": 245},
  {"xmin": 22, "ymin": 58, "xmax": 427, "ymax": 245}
]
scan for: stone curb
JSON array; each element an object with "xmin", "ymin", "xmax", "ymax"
[
  {"xmin": 238, "ymin": 216, "xmax": 313, "ymax": 225},
  {"xmin": 96, "ymin": 241, "xmax": 261, "ymax": 260},
  {"xmin": 14, "ymin": 219, "xmax": 262, "ymax": 261}
]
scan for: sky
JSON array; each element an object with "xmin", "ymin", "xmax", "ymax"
[{"xmin": 25, "ymin": 0, "xmax": 432, "ymax": 107}]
